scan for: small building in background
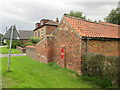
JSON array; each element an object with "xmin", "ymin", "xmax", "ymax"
[
  {"xmin": 19, "ymin": 30, "xmax": 34, "ymax": 44},
  {"xmin": 0, "ymin": 33, "xmax": 3, "ymax": 44},
  {"xmin": 3, "ymin": 25, "xmax": 33, "ymax": 45},
  {"xmin": 3, "ymin": 25, "xmax": 20, "ymax": 43}
]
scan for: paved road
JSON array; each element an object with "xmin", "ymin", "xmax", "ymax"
[{"xmin": 0, "ymin": 54, "xmax": 26, "ymax": 57}]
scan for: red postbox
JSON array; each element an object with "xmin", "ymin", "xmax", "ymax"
[{"xmin": 61, "ymin": 47, "xmax": 64, "ymax": 59}]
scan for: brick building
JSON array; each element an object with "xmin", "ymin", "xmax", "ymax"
[
  {"xmin": 26, "ymin": 18, "xmax": 59, "ymax": 63},
  {"xmin": 26, "ymin": 15, "xmax": 120, "ymax": 74},
  {"xmin": 33, "ymin": 18, "xmax": 59, "ymax": 39},
  {"xmin": 3, "ymin": 25, "xmax": 33, "ymax": 45}
]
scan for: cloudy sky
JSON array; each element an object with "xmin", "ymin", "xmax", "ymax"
[{"xmin": 0, "ymin": 0, "xmax": 119, "ymax": 34}]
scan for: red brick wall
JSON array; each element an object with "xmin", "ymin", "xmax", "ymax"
[
  {"xmin": 35, "ymin": 37, "xmax": 55, "ymax": 63},
  {"xmin": 53, "ymin": 18, "xmax": 82, "ymax": 74},
  {"xmin": 46, "ymin": 26, "xmax": 58, "ymax": 35},
  {"xmin": 35, "ymin": 39, "xmax": 48, "ymax": 63},
  {"xmin": 26, "ymin": 46, "xmax": 36, "ymax": 60},
  {"xmin": 82, "ymin": 39, "xmax": 119, "ymax": 56},
  {"xmin": 47, "ymin": 37, "xmax": 54, "ymax": 62}
]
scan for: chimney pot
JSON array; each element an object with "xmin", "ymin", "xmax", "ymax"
[
  {"xmin": 56, "ymin": 18, "xmax": 59, "ymax": 23},
  {"xmin": 64, "ymin": 13, "xmax": 67, "ymax": 16},
  {"xmin": 35, "ymin": 23, "xmax": 41, "ymax": 29}
]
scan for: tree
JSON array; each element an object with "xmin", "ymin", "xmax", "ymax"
[
  {"xmin": 67, "ymin": 11, "xmax": 86, "ymax": 20},
  {"xmin": 29, "ymin": 37, "xmax": 41, "ymax": 44},
  {"xmin": 104, "ymin": 8, "xmax": 120, "ymax": 25}
]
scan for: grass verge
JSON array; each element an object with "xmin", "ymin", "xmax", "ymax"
[
  {"xmin": 0, "ymin": 47, "xmax": 21, "ymax": 54},
  {"xmin": 1, "ymin": 56, "xmax": 93, "ymax": 88}
]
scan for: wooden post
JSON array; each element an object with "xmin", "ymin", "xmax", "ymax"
[{"xmin": 86, "ymin": 38, "xmax": 89, "ymax": 54}]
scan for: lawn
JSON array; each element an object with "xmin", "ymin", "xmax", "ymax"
[
  {"xmin": 1, "ymin": 56, "xmax": 95, "ymax": 88},
  {"xmin": 0, "ymin": 47, "xmax": 22, "ymax": 54},
  {"xmin": 0, "ymin": 55, "xmax": 1, "ymax": 89}
]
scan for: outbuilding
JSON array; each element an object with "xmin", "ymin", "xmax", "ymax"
[{"xmin": 27, "ymin": 14, "xmax": 120, "ymax": 74}]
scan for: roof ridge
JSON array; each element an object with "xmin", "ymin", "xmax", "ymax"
[
  {"xmin": 46, "ymin": 20, "xmax": 55, "ymax": 23},
  {"xmin": 64, "ymin": 15, "xmax": 120, "ymax": 28},
  {"xmin": 99, "ymin": 21, "xmax": 120, "ymax": 27},
  {"xmin": 63, "ymin": 14, "xmax": 119, "ymax": 39}
]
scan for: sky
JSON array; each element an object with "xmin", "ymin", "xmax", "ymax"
[{"xmin": 0, "ymin": 0, "xmax": 119, "ymax": 34}]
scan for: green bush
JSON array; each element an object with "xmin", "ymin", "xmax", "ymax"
[
  {"xmin": 21, "ymin": 42, "xmax": 33, "ymax": 48},
  {"xmin": 0, "ymin": 42, "xmax": 7, "ymax": 46},
  {"xmin": 82, "ymin": 53, "xmax": 120, "ymax": 88},
  {"xmin": 7, "ymin": 40, "xmax": 22, "ymax": 48},
  {"xmin": 29, "ymin": 37, "xmax": 41, "ymax": 44},
  {"xmin": 103, "ymin": 56, "xmax": 120, "ymax": 88},
  {"xmin": 82, "ymin": 53, "xmax": 105, "ymax": 77}
]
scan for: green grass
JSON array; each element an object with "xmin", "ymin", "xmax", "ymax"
[
  {"xmin": 0, "ymin": 54, "xmax": 2, "ymax": 89},
  {"xmin": 79, "ymin": 76, "xmax": 113, "ymax": 88},
  {"xmin": 0, "ymin": 47, "xmax": 22, "ymax": 54},
  {"xmin": 1, "ymin": 56, "xmax": 95, "ymax": 88}
]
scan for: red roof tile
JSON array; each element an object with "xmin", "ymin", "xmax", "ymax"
[{"xmin": 64, "ymin": 16, "xmax": 120, "ymax": 38}]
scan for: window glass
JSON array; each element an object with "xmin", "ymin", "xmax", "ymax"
[{"xmin": 42, "ymin": 29, "xmax": 44, "ymax": 37}]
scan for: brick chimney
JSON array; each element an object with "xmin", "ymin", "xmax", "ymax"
[
  {"xmin": 56, "ymin": 18, "xmax": 59, "ymax": 23},
  {"xmin": 40, "ymin": 19, "xmax": 50, "ymax": 25},
  {"xmin": 64, "ymin": 13, "xmax": 67, "ymax": 16},
  {"xmin": 35, "ymin": 23, "xmax": 41, "ymax": 29}
]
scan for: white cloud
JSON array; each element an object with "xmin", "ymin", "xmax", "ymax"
[{"xmin": 0, "ymin": 0, "xmax": 119, "ymax": 34}]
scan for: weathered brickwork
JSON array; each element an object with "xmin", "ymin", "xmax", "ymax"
[
  {"xmin": 35, "ymin": 39, "xmax": 48, "ymax": 63},
  {"xmin": 26, "ymin": 46, "xmax": 36, "ymax": 60},
  {"xmin": 46, "ymin": 26, "xmax": 58, "ymax": 35},
  {"xmin": 53, "ymin": 19, "xmax": 82, "ymax": 74},
  {"xmin": 47, "ymin": 37, "xmax": 54, "ymax": 62},
  {"xmin": 82, "ymin": 39, "xmax": 120, "ymax": 56},
  {"xmin": 35, "ymin": 37, "xmax": 54, "ymax": 63}
]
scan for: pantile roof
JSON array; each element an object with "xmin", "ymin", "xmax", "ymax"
[{"xmin": 64, "ymin": 16, "xmax": 120, "ymax": 38}]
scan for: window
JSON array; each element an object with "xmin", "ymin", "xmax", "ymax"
[
  {"xmin": 38, "ymin": 31, "xmax": 40, "ymax": 37},
  {"xmin": 35, "ymin": 32, "xmax": 37, "ymax": 37},
  {"xmin": 41, "ymin": 29, "xmax": 44, "ymax": 37}
]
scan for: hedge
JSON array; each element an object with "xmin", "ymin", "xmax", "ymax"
[
  {"xmin": 7, "ymin": 40, "xmax": 22, "ymax": 48},
  {"xmin": 29, "ymin": 37, "xmax": 41, "ymax": 44},
  {"xmin": 82, "ymin": 53, "xmax": 120, "ymax": 88}
]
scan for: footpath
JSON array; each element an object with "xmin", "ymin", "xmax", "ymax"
[{"xmin": 0, "ymin": 54, "xmax": 26, "ymax": 57}]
